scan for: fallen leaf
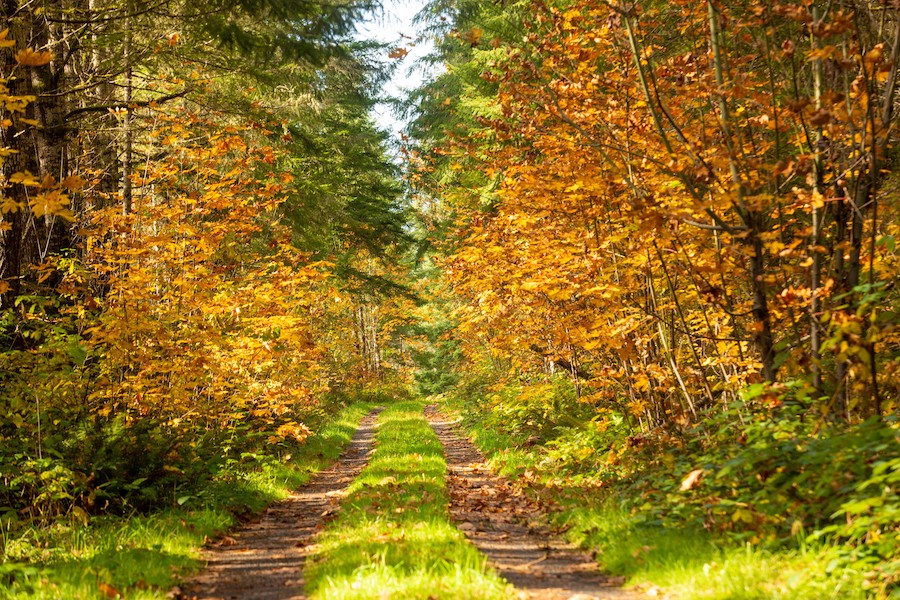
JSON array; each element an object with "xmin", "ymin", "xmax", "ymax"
[
  {"xmin": 680, "ymin": 469, "xmax": 704, "ymax": 491},
  {"xmin": 98, "ymin": 582, "xmax": 121, "ymax": 599}
]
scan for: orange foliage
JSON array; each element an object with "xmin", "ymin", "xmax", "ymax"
[
  {"xmin": 82, "ymin": 102, "xmax": 333, "ymax": 439},
  {"xmin": 432, "ymin": 0, "xmax": 900, "ymax": 426}
]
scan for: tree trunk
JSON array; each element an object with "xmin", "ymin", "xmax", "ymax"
[{"xmin": 1, "ymin": 0, "xmax": 37, "ymax": 307}]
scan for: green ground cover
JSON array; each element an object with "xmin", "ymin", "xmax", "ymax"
[
  {"xmin": 303, "ymin": 400, "xmax": 512, "ymax": 599},
  {"xmin": 0, "ymin": 400, "xmax": 373, "ymax": 599},
  {"xmin": 441, "ymin": 379, "xmax": 885, "ymax": 599}
]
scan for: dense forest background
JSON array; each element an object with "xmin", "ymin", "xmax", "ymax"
[{"xmin": 1, "ymin": 0, "xmax": 899, "ymax": 596}]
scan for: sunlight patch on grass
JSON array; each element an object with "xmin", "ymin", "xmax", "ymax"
[
  {"xmin": 317, "ymin": 560, "xmax": 511, "ymax": 600},
  {"xmin": 557, "ymin": 501, "xmax": 869, "ymax": 600},
  {"xmin": 304, "ymin": 401, "xmax": 512, "ymax": 599}
]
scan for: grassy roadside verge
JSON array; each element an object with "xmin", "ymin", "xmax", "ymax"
[
  {"xmin": 441, "ymin": 397, "xmax": 871, "ymax": 600},
  {"xmin": 303, "ymin": 400, "xmax": 513, "ymax": 599},
  {"xmin": 0, "ymin": 401, "xmax": 374, "ymax": 600}
]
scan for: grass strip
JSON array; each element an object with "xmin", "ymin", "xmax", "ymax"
[
  {"xmin": 304, "ymin": 400, "xmax": 513, "ymax": 599},
  {"xmin": 0, "ymin": 401, "xmax": 374, "ymax": 600},
  {"xmin": 445, "ymin": 400, "xmax": 869, "ymax": 600}
]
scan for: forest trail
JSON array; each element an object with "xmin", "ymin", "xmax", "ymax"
[
  {"xmin": 178, "ymin": 405, "xmax": 633, "ymax": 600},
  {"xmin": 177, "ymin": 409, "xmax": 383, "ymax": 600},
  {"xmin": 425, "ymin": 406, "xmax": 637, "ymax": 600}
]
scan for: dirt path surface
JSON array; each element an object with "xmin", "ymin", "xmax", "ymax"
[
  {"xmin": 176, "ymin": 409, "xmax": 382, "ymax": 600},
  {"xmin": 426, "ymin": 406, "xmax": 637, "ymax": 600}
]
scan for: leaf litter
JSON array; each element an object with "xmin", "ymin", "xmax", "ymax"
[{"xmin": 425, "ymin": 405, "xmax": 638, "ymax": 600}]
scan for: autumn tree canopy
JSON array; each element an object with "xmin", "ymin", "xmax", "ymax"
[{"xmin": 409, "ymin": 0, "xmax": 899, "ymax": 425}]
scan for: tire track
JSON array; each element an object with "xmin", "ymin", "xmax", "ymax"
[
  {"xmin": 426, "ymin": 405, "xmax": 637, "ymax": 600},
  {"xmin": 176, "ymin": 408, "xmax": 383, "ymax": 600}
]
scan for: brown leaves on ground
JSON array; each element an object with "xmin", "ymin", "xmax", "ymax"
[{"xmin": 448, "ymin": 464, "xmax": 547, "ymax": 531}]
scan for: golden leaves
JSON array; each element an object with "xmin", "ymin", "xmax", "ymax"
[
  {"xmin": 2, "ymin": 172, "xmax": 78, "ymax": 221},
  {"xmin": 30, "ymin": 189, "xmax": 75, "ymax": 221},
  {"xmin": 0, "ymin": 29, "xmax": 15, "ymax": 49},
  {"xmin": 14, "ymin": 48, "xmax": 53, "ymax": 67},
  {"xmin": 8, "ymin": 171, "xmax": 40, "ymax": 186},
  {"xmin": 0, "ymin": 197, "xmax": 21, "ymax": 214},
  {"xmin": 463, "ymin": 27, "xmax": 482, "ymax": 47},
  {"xmin": 268, "ymin": 421, "xmax": 313, "ymax": 444},
  {"xmin": 60, "ymin": 174, "xmax": 87, "ymax": 191},
  {"xmin": 80, "ymin": 106, "xmax": 335, "ymax": 429},
  {"xmin": 432, "ymin": 0, "xmax": 900, "ymax": 426}
]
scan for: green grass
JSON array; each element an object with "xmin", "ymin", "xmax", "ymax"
[
  {"xmin": 441, "ymin": 399, "xmax": 872, "ymax": 600},
  {"xmin": 557, "ymin": 500, "xmax": 869, "ymax": 600},
  {"xmin": 0, "ymin": 401, "xmax": 374, "ymax": 599},
  {"xmin": 303, "ymin": 400, "xmax": 513, "ymax": 599}
]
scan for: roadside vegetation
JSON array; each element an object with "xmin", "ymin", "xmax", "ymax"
[
  {"xmin": 0, "ymin": 399, "xmax": 373, "ymax": 599},
  {"xmin": 405, "ymin": 0, "xmax": 900, "ymax": 597},
  {"xmin": 2, "ymin": 0, "xmax": 412, "ymax": 595},
  {"xmin": 440, "ymin": 378, "xmax": 891, "ymax": 599}
]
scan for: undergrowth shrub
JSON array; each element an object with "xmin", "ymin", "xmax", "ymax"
[
  {"xmin": 0, "ymin": 304, "xmax": 360, "ymax": 534},
  {"xmin": 447, "ymin": 374, "xmax": 900, "ymax": 594}
]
